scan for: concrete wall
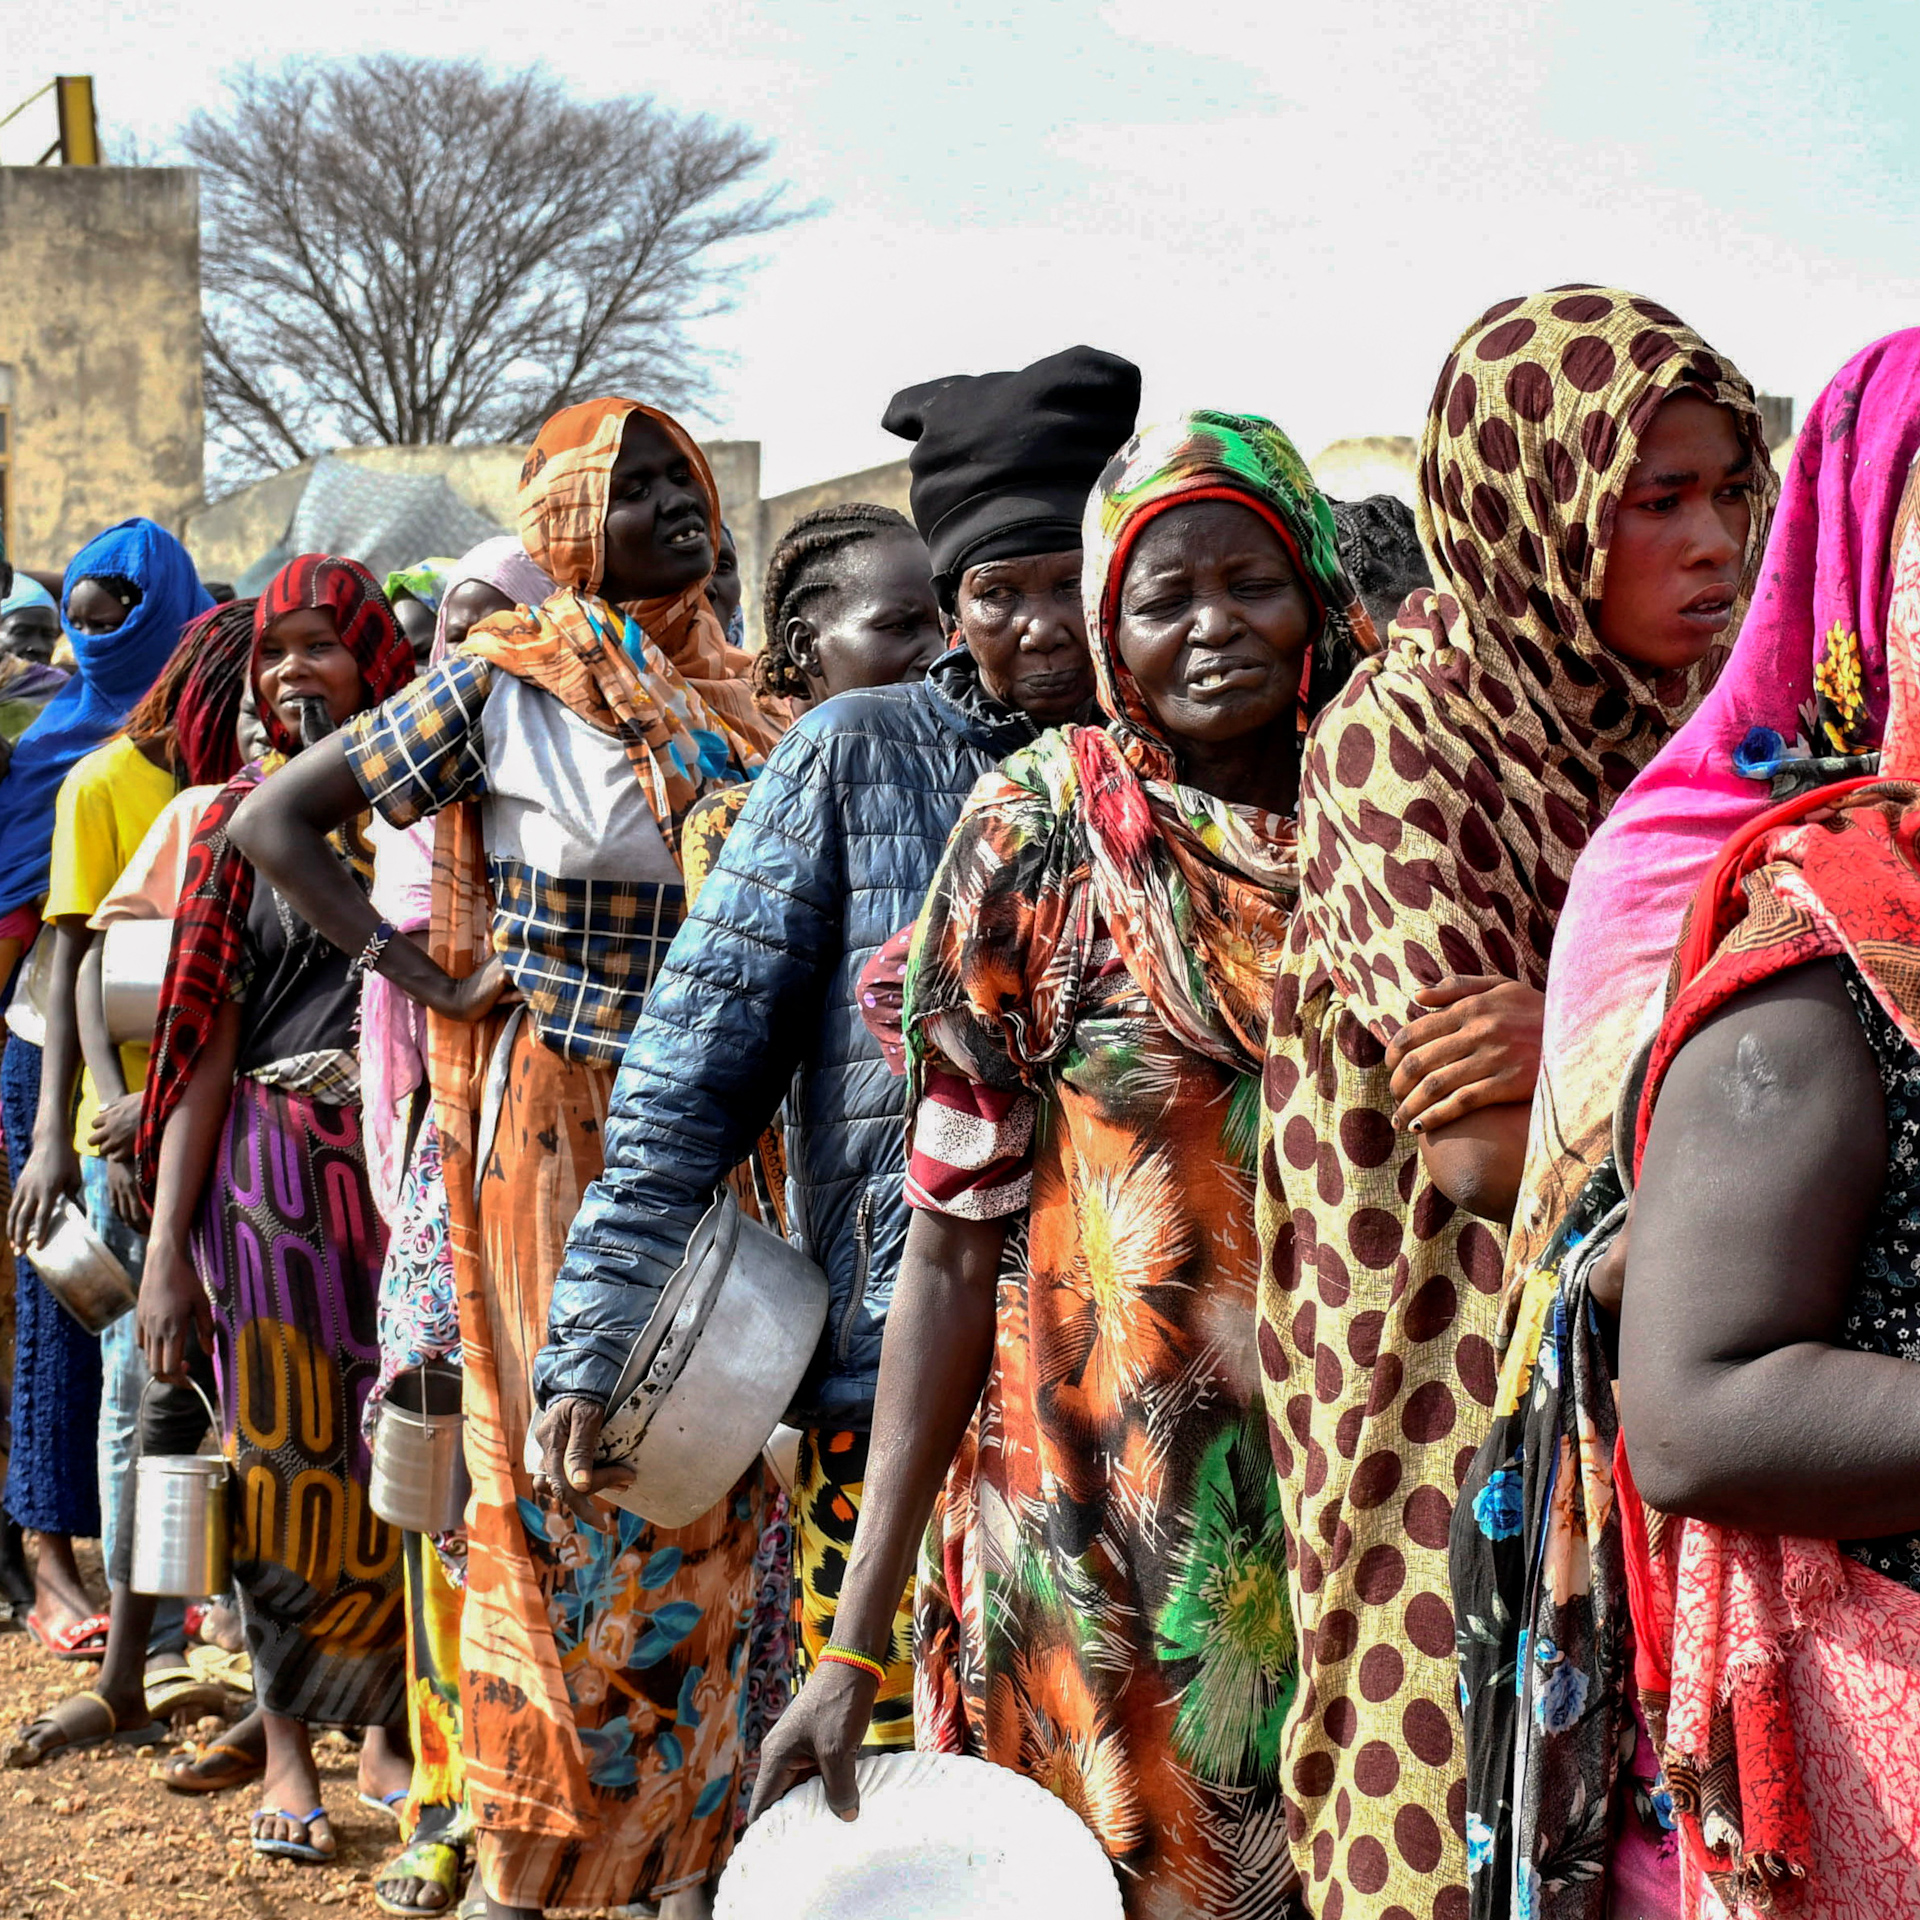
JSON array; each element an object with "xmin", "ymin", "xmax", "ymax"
[{"xmin": 0, "ymin": 167, "xmax": 204, "ymax": 571}]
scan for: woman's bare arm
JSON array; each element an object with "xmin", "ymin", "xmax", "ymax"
[
  {"xmin": 137, "ymin": 999, "xmax": 241, "ymax": 1383},
  {"xmin": 228, "ymin": 738, "xmax": 502, "ymax": 1022},
  {"xmin": 746, "ymin": 1208, "xmax": 1005, "ymax": 1821},
  {"xmin": 1387, "ymin": 975, "xmax": 1543, "ymax": 1223},
  {"xmin": 1620, "ymin": 961, "xmax": 1920, "ymax": 1535},
  {"xmin": 1416, "ymin": 1102, "xmax": 1531, "ymax": 1224},
  {"xmin": 9, "ymin": 917, "xmax": 90, "ymax": 1248}
]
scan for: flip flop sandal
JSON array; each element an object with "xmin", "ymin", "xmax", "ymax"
[
  {"xmin": 360, "ymin": 1785, "xmax": 410, "ymax": 1824},
  {"xmin": 184, "ymin": 1642, "xmax": 253, "ymax": 1693},
  {"xmin": 144, "ymin": 1667, "xmax": 232, "ymax": 1721},
  {"xmin": 156, "ymin": 1738, "xmax": 267, "ymax": 1795},
  {"xmin": 47, "ymin": 1611, "xmax": 112, "ymax": 1661},
  {"xmin": 251, "ymin": 1805, "xmax": 336, "ymax": 1865},
  {"xmin": 4, "ymin": 1688, "xmax": 167, "ymax": 1768},
  {"xmin": 373, "ymin": 1838, "xmax": 464, "ymax": 1916}
]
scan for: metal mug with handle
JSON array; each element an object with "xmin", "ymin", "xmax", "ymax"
[
  {"xmin": 369, "ymin": 1361, "xmax": 469, "ymax": 1535},
  {"xmin": 130, "ymin": 1375, "xmax": 231, "ymax": 1599}
]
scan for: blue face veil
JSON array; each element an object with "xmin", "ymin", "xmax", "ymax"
[{"xmin": 0, "ymin": 518, "xmax": 211, "ymax": 919}]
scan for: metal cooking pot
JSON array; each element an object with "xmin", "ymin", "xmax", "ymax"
[
  {"xmin": 24, "ymin": 1194, "xmax": 137, "ymax": 1334},
  {"xmin": 571, "ymin": 1190, "xmax": 829, "ymax": 1530},
  {"xmin": 370, "ymin": 1362, "xmax": 469, "ymax": 1535},
  {"xmin": 101, "ymin": 917, "xmax": 174, "ymax": 1047},
  {"xmin": 131, "ymin": 1378, "xmax": 231, "ymax": 1598}
]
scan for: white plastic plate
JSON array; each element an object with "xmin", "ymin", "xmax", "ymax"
[{"xmin": 719, "ymin": 1750, "xmax": 1124, "ymax": 1920}]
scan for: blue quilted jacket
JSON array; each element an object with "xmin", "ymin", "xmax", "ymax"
[{"xmin": 537, "ymin": 648, "xmax": 1037, "ymax": 1427}]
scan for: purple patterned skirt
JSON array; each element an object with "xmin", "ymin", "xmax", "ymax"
[{"xmin": 192, "ymin": 1074, "xmax": 405, "ymax": 1726}]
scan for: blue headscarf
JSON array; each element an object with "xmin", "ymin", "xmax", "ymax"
[
  {"xmin": 0, "ymin": 574, "xmax": 57, "ymax": 619},
  {"xmin": 0, "ymin": 518, "xmax": 211, "ymax": 917}
]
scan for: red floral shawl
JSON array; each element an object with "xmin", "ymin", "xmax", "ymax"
[{"xmin": 1619, "ymin": 472, "xmax": 1920, "ymax": 1915}]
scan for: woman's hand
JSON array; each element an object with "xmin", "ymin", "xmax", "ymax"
[
  {"xmin": 747, "ymin": 1661, "xmax": 880, "ymax": 1825},
  {"xmin": 1387, "ymin": 975, "xmax": 1545, "ymax": 1132},
  {"xmin": 410, "ymin": 948, "xmax": 510, "ymax": 1026},
  {"xmin": 532, "ymin": 1395, "xmax": 633, "ymax": 1531},
  {"xmin": 87, "ymin": 1091, "xmax": 142, "ymax": 1162},
  {"xmin": 8, "ymin": 1134, "xmax": 80, "ymax": 1251},
  {"xmin": 138, "ymin": 1240, "xmax": 213, "ymax": 1385},
  {"xmin": 105, "ymin": 1155, "xmax": 150, "ymax": 1232}
]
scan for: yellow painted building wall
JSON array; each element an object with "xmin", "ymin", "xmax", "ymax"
[{"xmin": 0, "ymin": 167, "xmax": 203, "ymax": 571}]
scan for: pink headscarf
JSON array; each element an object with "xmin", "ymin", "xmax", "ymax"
[
  {"xmin": 429, "ymin": 535, "xmax": 556, "ymax": 665},
  {"xmin": 1506, "ymin": 328, "xmax": 1920, "ymax": 1289}
]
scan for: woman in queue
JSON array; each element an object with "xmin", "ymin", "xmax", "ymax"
[
  {"xmin": 135, "ymin": 556, "xmax": 417, "ymax": 1864},
  {"xmin": 1497, "ymin": 333, "xmax": 1920, "ymax": 1920},
  {"xmin": 1263, "ymin": 286, "xmax": 1777, "ymax": 1919},
  {"xmin": 356, "ymin": 534, "xmax": 553, "ymax": 1918},
  {"xmin": 4, "ymin": 597, "xmax": 257, "ymax": 1772},
  {"xmin": 0, "ymin": 518, "xmax": 209, "ymax": 1654},
  {"xmin": 547, "ymin": 347, "xmax": 1138, "ymax": 1761},
  {"xmin": 231, "ymin": 397, "xmax": 785, "ymax": 1919},
  {"xmin": 754, "ymin": 410, "xmax": 1372, "ymax": 1919},
  {"xmin": 1448, "ymin": 337, "xmax": 1917, "ymax": 1920}
]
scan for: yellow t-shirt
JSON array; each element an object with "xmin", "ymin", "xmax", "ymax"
[{"xmin": 45, "ymin": 736, "xmax": 178, "ymax": 1154}]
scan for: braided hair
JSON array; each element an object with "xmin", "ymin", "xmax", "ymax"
[
  {"xmin": 120, "ymin": 597, "xmax": 256, "ymax": 787},
  {"xmin": 755, "ymin": 503, "xmax": 918, "ymax": 700},
  {"xmin": 1330, "ymin": 494, "xmax": 1430, "ymax": 642}
]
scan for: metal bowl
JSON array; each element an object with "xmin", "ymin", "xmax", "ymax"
[
  {"xmin": 25, "ymin": 1194, "xmax": 137, "ymax": 1334},
  {"xmin": 593, "ymin": 1190, "xmax": 829, "ymax": 1529}
]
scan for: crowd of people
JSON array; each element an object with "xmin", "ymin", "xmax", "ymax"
[{"xmin": 0, "ymin": 284, "xmax": 1914, "ymax": 1920}]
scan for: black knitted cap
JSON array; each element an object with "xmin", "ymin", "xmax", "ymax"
[{"xmin": 882, "ymin": 345, "xmax": 1141, "ymax": 607}]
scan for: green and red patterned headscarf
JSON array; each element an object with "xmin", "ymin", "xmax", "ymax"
[
  {"xmin": 907, "ymin": 410, "xmax": 1364, "ymax": 1086},
  {"xmin": 1082, "ymin": 408, "xmax": 1377, "ymax": 783}
]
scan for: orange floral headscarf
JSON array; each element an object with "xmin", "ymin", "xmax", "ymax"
[{"xmin": 465, "ymin": 396, "xmax": 785, "ymax": 840}]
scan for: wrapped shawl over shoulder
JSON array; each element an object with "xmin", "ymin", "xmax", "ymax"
[{"xmin": 1292, "ymin": 286, "xmax": 1777, "ymax": 1041}]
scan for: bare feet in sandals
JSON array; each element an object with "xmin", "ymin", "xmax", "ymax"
[
  {"xmin": 4, "ymin": 1687, "xmax": 165, "ymax": 1767},
  {"xmin": 156, "ymin": 1706, "xmax": 266, "ymax": 1793},
  {"xmin": 374, "ymin": 1808, "xmax": 464, "ymax": 1915},
  {"xmin": 251, "ymin": 1712, "xmax": 334, "ymax": 1865}
]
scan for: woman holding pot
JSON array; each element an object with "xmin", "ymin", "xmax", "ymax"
[{"xmin": 754, "ymin": 410, "xmax": 1373, "ymax": 1920}]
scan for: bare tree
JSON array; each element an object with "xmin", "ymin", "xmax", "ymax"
[{"xmin": 185, "ymin": 56, "xmax": 812, "ymax": 486}]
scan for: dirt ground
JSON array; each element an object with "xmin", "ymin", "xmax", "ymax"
[{"xmin": 0, "ymin": 1621, "xmax": 402, "ymax": 1920}]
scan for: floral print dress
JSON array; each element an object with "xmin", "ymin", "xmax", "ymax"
[{"xmin": 910, "ymin": 907, "xmax": 1299, "ymax": 1920}]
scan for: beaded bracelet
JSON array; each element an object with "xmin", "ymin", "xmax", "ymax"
[
  {"xmin": 818, "ymin": 1643, "xmax": 886, "ymax": 1684},
  {"xmin": 350, "ymin": 917, "xmax": 396, "ymax": 983}
]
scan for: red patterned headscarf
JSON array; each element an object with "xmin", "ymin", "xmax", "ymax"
[
  {"xmin": 135, "ymin": 555, "xmax": 416, "ymax": 1196},
  {"xmin": 251, "ymin": 554, "xmax": 415, "ymax": 755}
]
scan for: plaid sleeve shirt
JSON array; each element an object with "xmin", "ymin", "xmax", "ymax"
[
  {"xmin": 342, "ymin": 658, "xmax": 684, "ymax": 1065},
  {"xmin": 341, "ymin": 653, "xmax": 492, "ymax": 827}
]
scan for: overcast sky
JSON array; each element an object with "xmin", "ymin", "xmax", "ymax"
[{"xmin": 5, "ymin": 0, "xmax": 1916, "ymax": 493}]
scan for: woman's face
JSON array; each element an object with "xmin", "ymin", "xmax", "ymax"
[
  {"xmin": 1113, "ymin": 498, "xmax": 1316, "ymax": 749},
  {"xmin": 600, "ymin": 413, "xmax": 712, "ymax": 604},
  {"xmin": 791, "ymin": 532, "xmax": 945, "ymax": 698},
  {"xmin": 1597, "ymin": 393, "xmax": 1756, "ymax": 674},
  {"xmin": 66, "ymin": 578, "xmax": 135, "ymax": 637},
  {"xmin": 955, "ymin": 549, "xmax": 1094, "ymax": 724},
  {"xmin": 255, "ymin": 607, "xmax": 364, "ymax": 735},
  {"xmin": 706, "ymin": 527, "xmax": 743, "ymax": 631}
]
